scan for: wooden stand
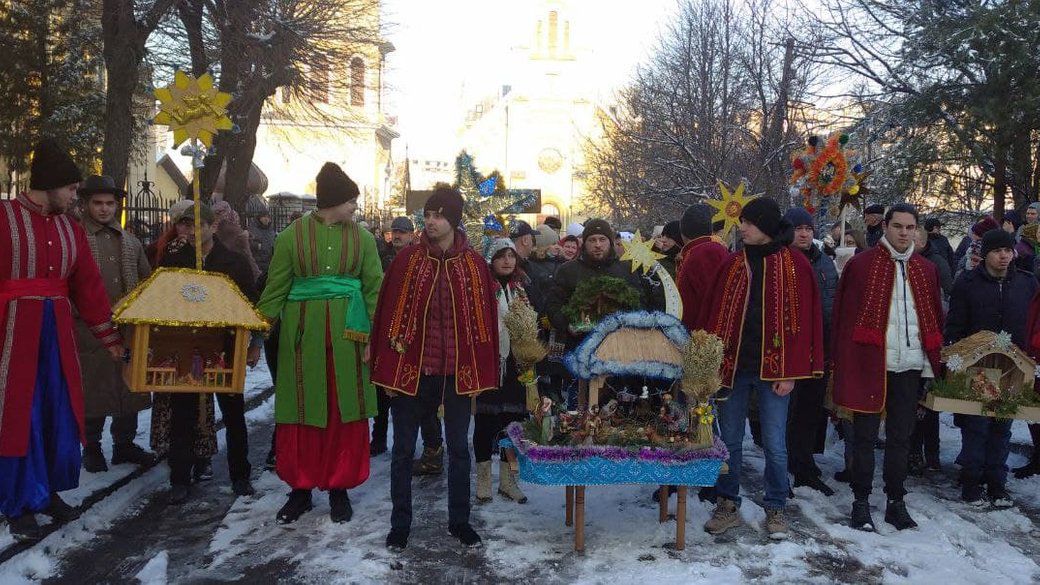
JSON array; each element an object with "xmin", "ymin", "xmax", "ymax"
[{"xmin": 565, "ymin": 484, "xmax": 689, "ymax": 552}]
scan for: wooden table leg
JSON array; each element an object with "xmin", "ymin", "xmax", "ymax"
[
  {"xmin": 574, "ymin": 486, "xmax": 586, "ymax": 552},
  {"xmin": 565, "ymin": 485, "xmax": 574, "ymax": 527},
  {"xmin": 675, "ymin": 487, "xmax": 688, "ymax": 551},
  {"xmin": 658, "ymin": 486, "xmax": 669, "ymax": 523}
]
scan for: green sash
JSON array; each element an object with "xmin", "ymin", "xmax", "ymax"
[{"xmin": 288, "ymin": 275, "xmax": 370, "ymax": 342}]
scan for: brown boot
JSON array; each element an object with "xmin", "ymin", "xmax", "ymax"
[{"xmin": 704, "ymin": 498, "xmax": 743, "ymax": 535}]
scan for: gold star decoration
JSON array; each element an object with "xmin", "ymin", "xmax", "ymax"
[
  {"xmin": 154, "ymin": 71, "xmax": 233, "ymax": 148},
  {"xmin": 620, "ymin": 230, "xmax": 666, "ymax": 275},
  {"xmin": 708, "ymin": 180, "xmax": 755, "ymax": 238}
]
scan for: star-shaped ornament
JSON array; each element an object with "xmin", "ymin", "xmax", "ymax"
[
  {"xmin": 154, "ymin": 71, "xmax": 233, "ymax": 148},
  {"xmin": 708, "ymin": 180, "xmax": 755, "ymax": 239},
  {"xmin": 620, "ymin": 230, "xmax": 665, "ymax": 275}
]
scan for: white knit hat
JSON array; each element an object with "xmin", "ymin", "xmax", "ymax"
[
  {"xmin": 566, "ymin": 222, "xmax": 584, "ymax": 237},
  {"xmin": 484, "ymin": 237, "xmax": 516, "ymax": 263},
  {"xmin": 168, "ymin": 199, "xmax": 193, "ymax": 222}
]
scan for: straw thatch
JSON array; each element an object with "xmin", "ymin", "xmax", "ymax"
[
  {"xmin": 941, "ymin": 330, "xmax": 1035, "ymax": 380},
  {"xmin": 113, "ymin": 268, "xmax": 268, "ymax": 330},
  {"xmin": 593, "ymin": 328, "xmax": 683, "ymax": 366}
]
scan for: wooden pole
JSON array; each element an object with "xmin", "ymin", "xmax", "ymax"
[
  {"xmin": 675, "ymin": 487, "xmax": 688, "ymax": 551},
  {"xmin": 192, "ymin": 139, "xmax": 203, "ymax": 271},
  {"xmin": 658, "ymin": 486, "xmax": 669, "ymax": 522},
  {"xmin": 574, "ymin": 486, "xmax": 586, "ymax": 552},
  {"xmin": 565, "ymin": 486, "xmax": 574, "ymax": 527}
]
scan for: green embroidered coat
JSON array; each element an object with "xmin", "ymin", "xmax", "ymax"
[{"xmin": 257, "ymin": 213, "xmax": 383, "ymax": 427}]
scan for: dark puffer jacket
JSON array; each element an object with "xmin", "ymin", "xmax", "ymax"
[
  {"xmin": 524, "ymin": 251, "xmax": 565, "ymax": 313},
  {"xmin": 919, "ymin": 240, "xmax": 954, "ymax": 298},
  {"xmin": 420, "ymin": 237, "xmax": 462, "ymax": 376},
  {"xmin": 799, "ymin": 242, "xmax": 838, "ymax": 357},
  {"xmin": 945, "ymin": 264, "xmax": 1038, "ymax": 347},
  {"xmin": 545, "ymin": 245, "xmax": 654, "ymax": 341}
]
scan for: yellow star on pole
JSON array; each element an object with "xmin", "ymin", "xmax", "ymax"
[
  {"xmin": 707, "ymin": 180, "xmax": 755, "ymax": 239},
  {"xmin": 153, "ymin": 71, "xmax": 233, "ymax": 148},
  {"xmin": 620, "ymin": 230, "xmax": 665, "ymax": 275}
]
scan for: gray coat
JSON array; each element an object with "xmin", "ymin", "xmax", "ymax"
[
  {"xmin": 247, "ymin": 218, "xmax": 277, "ymax": 274},
  {"xmin": 75, "ymin": 218, "xmax": 151, "ymax": 418}
]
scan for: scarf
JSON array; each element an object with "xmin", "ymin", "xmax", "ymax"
[{"xmin": 852, "ymin": 237, "xmax": 942, "ymax": 351}]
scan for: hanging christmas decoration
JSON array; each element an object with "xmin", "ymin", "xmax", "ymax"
[{"xmin": 789, "ymin": 133, "xmax": 860, "ymax": 213}]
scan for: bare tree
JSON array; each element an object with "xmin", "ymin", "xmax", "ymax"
[
  {"xmin": 154, "ymin": 0, "xmax": 387, "ymax": 210},
  {"xmin": 100, "ymin": 0, "xmax": 179, "ymax": 189},
  {"xmin": 584, "ymin": 0, "xmax": 822, "ymax": 225}
]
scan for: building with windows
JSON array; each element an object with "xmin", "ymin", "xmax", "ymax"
[{"xmin": 456, "ymin": 0, "xmax": 604, "ymax": 223}]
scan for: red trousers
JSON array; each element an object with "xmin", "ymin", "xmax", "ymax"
[{"xmin": 276, "ymin": 342, "xmax": 370, "ymax": 491}]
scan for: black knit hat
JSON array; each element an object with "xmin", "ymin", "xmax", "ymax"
[
  {"xmin": 739, "ymin": 197, "xmax": 786, "ymax": 239},
  {"xmin": 315, "ymin": 162, "xmax": 359, "ymax": 209},
  {"xmin": 582, "ymin": 218, "xmax": 614, "ymax": 241},
  {"xmin": 30, "ymin": 138, "xmax": 82, "ymax": 191},
  {"xmin": 980, "ymin": 228, "xmax": 1016, "ymax": 258},
  {"xmin": 864, "ymin": 204, "xmax": 885, "ymax": 216},
  {"xmin": 680, "ymin": 203, "xmax": 713, "ymax": 239},
  {"xmin": 424, "ymin": 185, "xmax": 464, "ymax": 227},
  {"xmin": 662, "ymin": 220, "xmax": 682, "ymax": 242}
]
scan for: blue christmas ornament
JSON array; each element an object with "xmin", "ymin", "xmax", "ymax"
[
  {"xmin": 478, "ymin": 176, "xmax": 497, "ymax": 196},
  {"xmin": 483, "ymin": 214, "xmax": 503, "ymax": 232},
  {"xmin": 853, "ymin": 163, "xmax": 863, "ymax": 174}
]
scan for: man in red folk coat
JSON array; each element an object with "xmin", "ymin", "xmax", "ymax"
[
  {"xmin": 832, "ymin": 203, "xmax": 943, "ymax": 533},
  {"xmin": 370, "ymin": 185, "xmax": 499, "ymax": 552},
  {"xmin": 676, "ymin": 202, "xmax": 729, "ymax": 332},
  {"xmin": 701, "ymin": 198, "xmax": 823, "ymax": 541},
  {"xmin": 0, "ymin": 139, "xmax": 124, "ymax": 541}
]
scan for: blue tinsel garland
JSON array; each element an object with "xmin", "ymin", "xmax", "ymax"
[{"xmin": 564, "ymin": 310, "xmax": 690, "ymax": 381}]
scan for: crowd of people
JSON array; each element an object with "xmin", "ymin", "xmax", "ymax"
[{"xmin": 3, "ymin": 138, "xmax": 1040, "ymax": 554}]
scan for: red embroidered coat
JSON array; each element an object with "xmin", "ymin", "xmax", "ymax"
[
  {"xmin": 370, "ymin": 230, "xmax": 499, "ymax": 396},
  {"xmin": 0, "ymin": 195, "xmax": 121, "ymax": 457},
  {"xmin": 705, "ymin": 246, "xmax": 824, "ymax": 388},
  {"xmin": 831, "ymin": 245, "xmax": 944, "ymax": 413},
  {"xmin": 676, "ymin": 236, "xmax": 729, "ymax": 331}
]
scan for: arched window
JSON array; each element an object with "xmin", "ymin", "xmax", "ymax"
[
  {"xmin": 548, "ymin": 11, "xmax": 558, "ymax": 55},
  {"xmin": 350, "ymin": 57, "xmax": 365, "ymax": 107},
  {"xmin": 312, "ymin": 63, "xmax": 329, "ymax": 103}
]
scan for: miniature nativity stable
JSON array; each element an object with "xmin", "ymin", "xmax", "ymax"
[
  {"xmin": 504, "ymin": 311, "xmax": 728, "ymax": 553},
  {"xmin": 926, "ymin": 330, "xmax": 1040, "ymax": 422},
  {"xmin": 113, "ymin": 268, "xmax": 269, "ymax": 393}
]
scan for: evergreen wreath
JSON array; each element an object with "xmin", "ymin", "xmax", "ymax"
[{"xmin": 562, "ymin": 276, "xmax": 641, "ymax": 326}]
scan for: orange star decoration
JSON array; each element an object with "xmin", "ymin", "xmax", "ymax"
[
  {"xmin": 153, "ymin": 71, "xmax": 233, "ymax": 148},
  {"xmin": 620, "ymin": 230, "xmax": 665, "ymax": 275},
  {"xmin": 708, "ymin": 180, "xmax": 754, "ymax": 239}
]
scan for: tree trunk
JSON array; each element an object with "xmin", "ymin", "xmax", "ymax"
[
  {"xmin": 993, "ymin": 153, "xmax": 1007, "ymax": 222},
  {"xmin": 100, "ymin": 48, "xmax": 141, "ymax": 190}
]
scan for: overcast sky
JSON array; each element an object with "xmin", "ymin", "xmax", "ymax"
[{"xmin": 382, "ymin": 0, "xmax": 678, "ymax": 160}]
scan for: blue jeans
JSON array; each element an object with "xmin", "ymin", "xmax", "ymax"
[
  {"xmin": 959, "ymin": 414, "xmax": 1012, "ymax": 489},
  {"xmin": 390, "ymin": 375, "xmax": 471, "ymax": 531},
  {"xmin": 716, "ymin": 372, "xmax": 791, "ymax": 511}
]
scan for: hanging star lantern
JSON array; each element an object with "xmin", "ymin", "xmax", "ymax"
[
  {"xmin": 708, "ymin": 180, "xmax": 754, "ymax": 238},
  {"xmin": 620, "ymin": 230, "xmax": 666, "ymax": 275},
  {"xmin": 153, "ymin": 71, "xmax": 233, "ymax": 148}
]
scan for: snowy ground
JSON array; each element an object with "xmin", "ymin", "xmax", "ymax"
[{"xmin": 2, "ymin": 360, "xmax": 1040, "ymax": 583}]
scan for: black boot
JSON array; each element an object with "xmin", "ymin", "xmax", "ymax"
[
  {"xmin": 884, "ymin": 499, "xmax": 918, "ymax": 530},
  {"xmin": 850, "ymin": 499, "xmax": 874, "ymax": 531},
  {"xmin": 82, "ymin": 442, "xmax": 107, "ymax": 473},
  {"xmin": 386, "ymin": 528, "xmax": 409, "ymax": 551},
  {"xmin": 276, "ymin": 489, "xmax": 313, "ymax": 524},
  {"xmin": 193, "ymin": 458, "xmax": 214, "ymax": 483},
  {"xmin": 42, "ymin": 493, "xmax": 76, "ymax": 522},
  {"xmin": 232, "ymin": 478, "xmax": 256, "ymax": 496},
  {"xmin": 448, "ymin": 523, "xmax": 483, "ymax": 548},
  {"xmin": 697, "ymin": 486, "xmax": 717, "ymax": 504},
  {"xmin": 329, "ymin": 490, "xmax": 353, "ymax": 523},
  {"xmin": 834, "ymin": 469, "xmax": 851, "ymax": 483},
  {"xmin": 7, "ymin": 513, "xmax": 42, "ymax": 542},
  {"xmin": 168, "ymin": 483, "xmax": 191, "ymax": 505},
  {"xmin": 1012, "ymin": 454, "xmax": 1040, "ymax": 479},
  {"xmin": 793, "ymin": 475, "xmax": 835, "ymax": 496},
  {"xmin": 112, "ymin": 442, "xmax": 155, "ymax": 466}
]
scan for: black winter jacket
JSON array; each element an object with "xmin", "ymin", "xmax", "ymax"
[{"xmin": 945, "ymin": 265, "xmax": 1039, "ymax": 347}]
